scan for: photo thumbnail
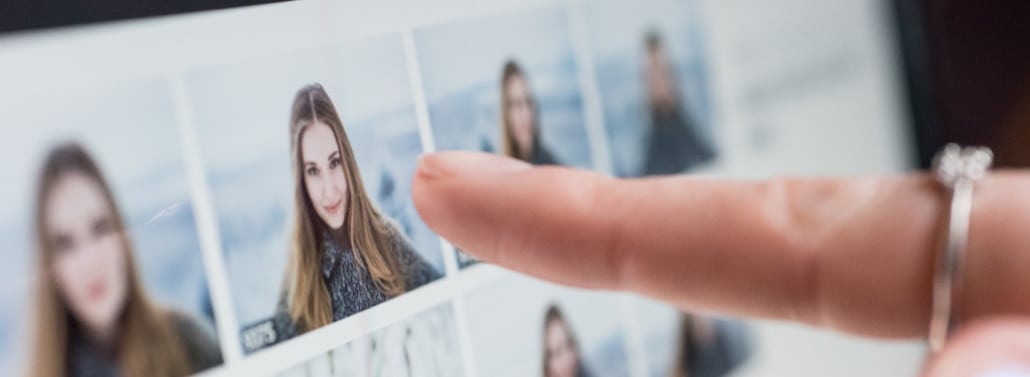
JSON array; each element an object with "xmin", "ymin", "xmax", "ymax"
[
  {"xmin": 0, "ymin": 80, "xmax": 224, "ymax": 376},
  {"xmin": 414, "ymin": 6, "xmax": 595, "ymax": 169},
  {"xmin": 583, "ymin": 0, "xmax": 716, "ymax": 176},
  {"xmin": 462, "ymin": 273, "xmax": 632, "ymax": 377},
  {"xmin": 276, "ymin": 302, "xmax": 466, "ymax": 377},
  {"xmin": 185, "ymin": 34, "xmax": 445, "ymax": 353},
  {"xmin": 631, "ymin": 297, "xmax": 751, "ymax": 377}
]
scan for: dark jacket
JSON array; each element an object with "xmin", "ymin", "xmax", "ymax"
[
  {"xmin": 532, "ymin": 144, "xmax": 561, "ymax": 166},
  {"xmin": 66, "ymin": 311, "xmax": 222, "ymax": 377},
  {"xmin": 643, "ymin": 109, "xmax": 714, "ymax": 176},
  {"xmin": 273, "ymin": 221, "xmax": 441, "ymax": 341},
  {"xmin": 680, "ymin": 319, "xmax": 752, "ymax": 377}
]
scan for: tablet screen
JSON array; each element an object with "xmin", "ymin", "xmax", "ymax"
[{"xmin": 0, "ymin": 0, "xmax": 917, "ymax": 376}]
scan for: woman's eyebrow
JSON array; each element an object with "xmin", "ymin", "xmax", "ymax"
[{"xmin": 329, "ymin": 151, "xmax": 340, "ymax": 160}]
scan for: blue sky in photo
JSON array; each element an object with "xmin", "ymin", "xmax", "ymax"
[
  {"xmin": 415, "ymin": 6, "xmax": 594, "ymax": 169},
  {"xmin": 185, "ymin": 33, "xmax": 445, "ymax": 332}
]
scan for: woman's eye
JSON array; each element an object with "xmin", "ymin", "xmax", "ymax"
[
  {"xmin": 51, "ymin": 234, "xmax": 73, "ymax": 254},
  {"xmin": 329, "ymin": 157, "xmax": 341, "ymax": 169},
  {"xmin": 306, "ymin": 167, "xmax": 318, "ymax": 177},
  {"xmin": 92, "ymin": 217, "xmax": 114, "ymax": 237}
]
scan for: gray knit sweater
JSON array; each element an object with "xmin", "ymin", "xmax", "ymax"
[{"xmin": 272, "ymin": 222, "xmax": 441, "ymax": 341}]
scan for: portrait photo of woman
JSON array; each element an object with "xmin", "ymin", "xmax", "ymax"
[
  {"xmin": 415, "ymin": 6, "xmax": 595, "ymax": 170},
  {"xmin": 29, "ymin": 143, "xmax": 222, "ymax": 377},
  {"xmin": 273, "ymin": 84, "xmax": 441, "ymax": 340},
  {"xmin": 641, "ymin": 31, "xmax": 714, "ymax": 176},
  {"xmin": 500, "ymin": 60, "xmax": 562, "ymax": 165},
  {"xmin": 542, "ymin": 304, "xmax": 591, "ymax": 377},
  {"xmin": 462, "ymin": 275, "xmax": 631, "ymax": 377},
  {"xmin": 186, "ymin": 36, "xmax": 445, "ymax": 353},
  {"xmin": 584, "ymin": 0, "xmax": 716, "ymax": 177}
]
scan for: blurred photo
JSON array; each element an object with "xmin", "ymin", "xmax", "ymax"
[
  {"xmin": 542, "ymin": 304, "xmax": 590, "ymax": 377},
  {"xmin": 30, "ymin": 144, "xmax": 222, "ymax": 377},
  {"xmin": 185, "ymin": 34, "xmax": 445, "ymax": 352},
  {"xmin": 462, "ymin": 273, "xmax": 631, "ymax": 377},
  {"xmin": 584, "ymin": 0, "xmax": 716, "ymax": 176},
  {"xmin": 500, "ymin": 61, "xmax": 561, "ymax": 165},
  {"xmin": 415, "ymin": 7, "xmax": 594, "ymax": 169},
  {"xmin": 277, "ymin": 302, "xmax": 466, "ymax": 377},
  {"xmin": 0, "ymin": 80, "xmax": 223, "ymax": 377},
  {"xmin": 415, "ymin": 7, "xmax": 595, "ymax": 268},
  {"xmin": 630, "ymin": 297, "xmax": 751, "ymax": 377}
]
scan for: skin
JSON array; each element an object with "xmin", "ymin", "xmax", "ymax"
[
  {"xmin": 545, "ymin": 319, "xmax": 580, "ymax": 377},
  {"xmin": 45, "ymin": 172, "xmax": 129, "ymax": 347},
  {"xmin": 412, "ymin": 151, "xmax": 1030, "ymax": 377},
  {"xmin": 302, "ymin": 122, "xmax": 349, "ymax": 230},
  {"xmin": 646, "ymin": 47, "xmax": 678, "ymax": 112},
  {"xmin": 505, "ymin": 75, "xmax": 536, "ymax": 157}
]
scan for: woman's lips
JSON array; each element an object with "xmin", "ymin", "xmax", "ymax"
[
  {"xmin": 324, "ymin": 200, "xmax": 342, "ymax": 215},
  {"xmin": 86, "ymin": 280, "xmax": 108, "ymax": 303}
]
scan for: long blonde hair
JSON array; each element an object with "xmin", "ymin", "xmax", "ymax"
[
  {"xmin": 284, "ymin": 83, "xmax": 407, "ymax": 333},
  {"xmin": 30, "ymin": 143, "xmax": 192, "ymax": 377},
  {"xmin": 499, "ymin": 60, "xmax": 541, "ymax": 161}
]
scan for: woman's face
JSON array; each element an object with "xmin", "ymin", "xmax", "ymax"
[
  {"xmin": 545, "ymin": 318, "xmax": 580, "ymax": 377},
  {"xmin": 505, "ymin": 75, "xmax": 536, "ymax": 153},
  {"xmin": 646, "ymin": 47, "xmax": 677, "ymax": 108},
  {"xmin": 301, "ymin": 121, "xmax": 349, "ymax": 230},
  {"xmin": 45, "ymin": 172, "xmax": 129, "ymax": 340}
]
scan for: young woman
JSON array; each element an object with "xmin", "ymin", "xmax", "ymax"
[
  {"xmin": 642, "ymin": 32, "xmax": 714, "ymax": 176},
  {"xmin": 669, "ymin": 314, "xmax": 752, "ymax": 377},
  {"xmin": 29, "ymin": 143, "xmax": 222, "ymax": 377},
  {"xmin": 500, "ymin": 60, "xmax": 561, "ymax": 165},
  {"xmin": 542, "ymin": 304, "xmax": 591, "ymax": 377},
  {"xmin": 274, "ymin": 83, "xmax": 441, "ymax": 340}
]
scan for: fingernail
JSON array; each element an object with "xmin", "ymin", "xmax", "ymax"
[
  {"xmin": 978, "ymin": 365, "xmax": 1030, "ymax": 377},
  {"xmin": 417, "ymin": 151, "xmax": 532, "ymax": 179}
]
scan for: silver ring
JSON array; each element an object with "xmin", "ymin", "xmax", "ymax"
[{"xmin": 928, "ymin": 143, "xmax": 993, "ymax": 353}]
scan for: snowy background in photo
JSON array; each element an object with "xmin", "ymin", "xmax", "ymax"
[{"xmin": 277, "ymin": 302, "xmax": 466, "ymax": 377}]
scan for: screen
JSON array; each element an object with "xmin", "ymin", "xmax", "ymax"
[{"xmin": 0, "ymin": 0, "xmax": 918, "ymax": 376}]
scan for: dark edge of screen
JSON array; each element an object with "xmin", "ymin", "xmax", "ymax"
[
  {"xmin": 890, "ymin": 0, "xmax": 940, "ymax": 169},
  {"xmin": 0, "ymin": 0, "xmax": 294, "ymax": 34}
]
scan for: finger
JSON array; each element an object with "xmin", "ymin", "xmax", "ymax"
[
  {"xmin": 923, "ymin": 318, "xmax": 1030, "ymax": 377},
  {"xmin": 412, "ymin": 152, "xmax": 1030, "ymax": 338}
]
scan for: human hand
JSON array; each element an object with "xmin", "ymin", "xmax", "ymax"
[{"xmin": 412, "ymin": 151, "xmax": 1030, "ymax": 377}]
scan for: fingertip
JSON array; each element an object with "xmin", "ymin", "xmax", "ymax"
[{"xmin": 416, "ymin": 151, "xmax": 532, "ymax": 181}]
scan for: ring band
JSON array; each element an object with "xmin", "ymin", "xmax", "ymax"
[{"xmin": 928, "ymin": 144, "xmax": 993, "ymax": 353}]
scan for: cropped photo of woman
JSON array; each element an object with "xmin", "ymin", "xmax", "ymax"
[
  {"xmin": 500, "ymin": 60, "xmax": 562, "ymax": 166},
  {"xmin": 542, "ymin": 304, "xmax": 591, "ymax": 377},
  {"xmin": 642, "ymin": 31, "xmax": 714, "ymax": 176},
  {"xmin": 668, "ymin": 314, "xmax": 751, "ymax": 377},
  {"xmin": 29, "ymin": 143, "xmax": 222, "ymax": 377},
  {"xmin": 274, "ymin": 83, "xmax": 441, "ymax": 340}
]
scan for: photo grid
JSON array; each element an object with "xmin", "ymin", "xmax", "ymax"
[{"xmin": 0, "ymin": 0, "xmax": 746, "ymax": 376}]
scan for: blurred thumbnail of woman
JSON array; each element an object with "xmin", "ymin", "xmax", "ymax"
[
  {"xmin": 29, "ymin": 143, "xmax": 221, "ymax": 377},
  {"xmin": 500, "ymin": 60, "xmax": 562, "ymax": 166},
  {"xmin": 643, "ymin": 32, "xmax": 714, "ymax": 176},
  {"xmin": 274, "ymin": 83, "xmax": 441, "ymax": 340},
  {"xmin": 669, "ymin": 315, "xmax": 752, "ymax": 377},
  {"xmin": 542, "ymin": 304, "xmax": 592, "ymax": 377}
]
